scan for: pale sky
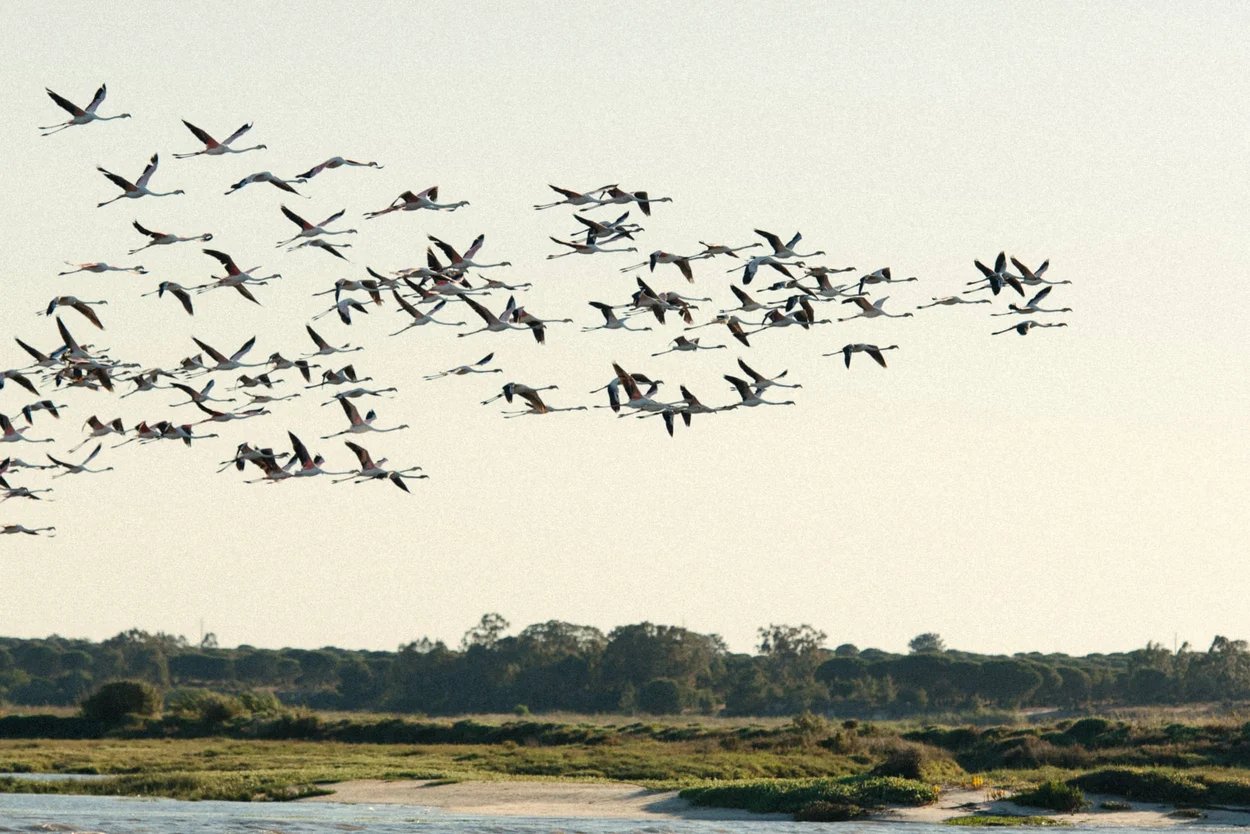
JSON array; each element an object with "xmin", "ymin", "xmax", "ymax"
[{"xmin": 1, "ymin": 2, "xmax": 1247, "ymax": 658}]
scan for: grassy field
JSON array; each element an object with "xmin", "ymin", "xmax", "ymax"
[
  {"xmin": 0, "ymin": 735, "xmax": 863, "ymax": 801},
  {"xmin": 6, "ymin": 710, "xmax": 1250, "ymax": 812}
]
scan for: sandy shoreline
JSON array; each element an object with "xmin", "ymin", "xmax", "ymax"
[
  {"xmin": 303, "ymin": 780, "xmax": 1250, "ymax": 825},
  {"xmin": 884, "ymin": 788, "xmax": 1250, "ymax": 827},
  {"xmin": 300, "ymin": 778, "xmax": 788, "ymax": 820}
]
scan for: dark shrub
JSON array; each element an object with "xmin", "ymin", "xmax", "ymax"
[
  {"xmin": 795, "ymin": 801, "xmax": 867, "ymax": 821},
  {"xmin": 81, "ymin": 680, "xmax": 160, "ymax": 723},
  {"xmin": 165, "ymin": 688, "xmax": 244, "ymax": 724},
  {"xmin": 638, "ymin": 678, "xmax": 682, "ymax": 714},
  {"xmin": 1010, "ymin": 780, "xmax": 1090, "ymax": 812}
]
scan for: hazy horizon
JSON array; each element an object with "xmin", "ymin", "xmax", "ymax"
[{"xmin": 2, "ymin": 2, "xmax": 1247, "ymax": 659}]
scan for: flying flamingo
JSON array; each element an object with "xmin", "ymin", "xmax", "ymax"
[
  {"xmin": 195, "ymin": 250, "xmax": 281, "ymax": 305},
  {"xmin": 193, "ymin": 402, "xmax": 271, "ymax": 425},
  {"xmin": 97, "ymin": 154, "xmax": 184, "ymax": 207},
  {"xmin": 534, "ymin": 183, "xmax": 618, "ymax": 210},
  {"xmin": 0, "ymin": 414, "xmax": 52, "ymax": 444},
  {"xmin": 335, "ymin": 441, "xmax": 426, "ymax": 491},
  {"xmin": 19, "ymin": 400, "xmax": 64, "ymax": 425},
  {"xmin": 583, "ymin": 302, "xmax": 652, "ymax": 332},
  {"xmin": 456, "ymin": 296, "xmax": 528, "ymax": 339},
  {"xmin": 168, "ymin": 378, "xmax": 235, "ymax": 407},
  {"xmin": 917, "ymin": 296, "xmax": 990, "ymax": 309},
  {"xmin": 501, "ymin": 388, "xmax": 588, "ymax": 418},
  {"xmin": 730, "ymin": 254, "xmax": 800, "ymax": 285},
  {"xmin": 973, "ymin": 251, "xmax": 1025, "ymax": 296},
  {"xmin": 321, "ymin": 398, "xmax": 408, "ymax": 438},
  {"xmin": 992, "ymin": 286, "xmax": 1072, "ymax": 316},
  {"xmin": 307, "ymin": 365, "xmax": 371, "ymax": 389},
  {"xmin": 46, "ymin": 444, "xmax": 114, "ymax": 478},
  {"xmin": 1, "ymin": 525, "xmax": 55, "ymax": 536},
  {"xmin": 159, "ymin": 424, "xmax": 221, "ymax": 446},
  {"xmin": 838, "ymin": 296, "xmax": 915, "ymax": 321},
  {"xmin": 365, "ymin": 186, "xmax": 467, "ymax": 217},
  {"xmin": 648, "ymin": 251, "xmax": 696, "ymax": 282},
  {"xmin": 320, "ymin": 385, "xmax": 397, "ymax": 405},
  {"xmin": 288, "ymin": 239, "xmax": 352, "ymax": 260},
  {"xmin": 423, "ymin": 353, "xmax": 503, "ymax": 381},
  {"xmin": 42, "ymin": 297, "xmax": 106, "ymax": 329},
  {"xmin": 1, "ymin": 370, "xmax": 38, "ymax": 397},
  {"xmin": 650, "ymin": 336, "xmax": 726, "ymax": 356},
  {"xmin": 857, "ymin": 267, "xmax": 918, "ymax": 295},
  {"xmin": 391, "ymin": 295, "xmax": 464, "ymax": 335},
  {"xmin": 579, "ymin": 186, "xmax": 672, "ymax": 216},
  {"xmin": 824, "ymin": 343, "xmax": 899, "ymax": 368},
  {"xmin": 723, "ymin": 376, "xmax": 796, "ymax": 408},
  {"xmin": 684, "ymin": 313, "xmax": 752, "ymax": 347},
  {"xmin": 480, "ymin": 383, "xmax": 560, "ymax": 406},
  {"xmin": 190, "ymin": 335, "xmax": 265, "ymax": 372},
  {"xmin": 430, "ymin": 234, "xmax": 511, "ymax": 270},
  {"xmin": 570, "ymin": 212, "xmax": 641, "ymax": 241},
  {"xmin": 735, "ymin": 359, "xmax": 801, "ymax": 393},
  {"xmin": 275, "ymin": 205, "xmax": 357, "ymax": 247},
  {"xmin": 1006, "ymin": 257, "xmax": 1069, "ymax": 288},
  {"xmin": 509, "ymin": 307, "xmax": 572, "ymax": 345},
  {"xmin": 39, "ymin": 83, "xmax": 130, "ymax": 136},
  {"xmin": 140, "ymin": 282, "xmax": 195, "ymax": 315},
  {"xmin": 754, "ymin": 229, "xmax": 825, "ymax": 260},
  {"xmin": 173, "ymin": 120, "xmax": 266, "ymax": 157},
  {"xmin": 724, "ymin": 285, "xmax": 782, "ymax": 314},
  {"xmin": 602, "ymin": 364, "xmax": 674, "ymax": 415},
  {"xmin": 58, "ymin": 261, "xmax": 146, "ymax": 276},
  {"xmin": 298, "ymin": 156, "xmax": 384, "ymax": 179},
  {"xmin": 0, "ymin": 480, "xmax": 52, "ymax": 502},
  {"xmin": 750, "ymin": 298, "xmax": 830, "ymax": 332},
  {"xmin": 287, "ymin": 432, "xmax": 349, "ymax": 478},
  {"xmin": 992, "ymin": 320, "xmax": 1069, "ymax": 336},
  {"xmin": 13, "ymin": 339, "xmax": 66, "ymax": 371},
  {"xmin": 312, "ymin": 298, "xmax": 370, "ymax": 325},
  {"xmin": 226, "ymin": 171, "xmax": 307, "ymax": 195},
  {"xmin": 693, "ymin": 241, "xmax": 762, "ymax": 259},
  {"xmin": 639, "ymin": 385, "xmax": 725, "ymax": 428},
  {"xmin": 547, "ymin": 233, "xmax": 638, "ymax": 258},
  {"xmin": 304, "ymin": 325, "xmax": 362, "ymax": 356},
  {"xmin": 268, "ymin": 353, "xmax": 317, "ymax": 382},
  {"xmin": 129, "ymin": 220, "xmax": 212, "ymax": 253}
]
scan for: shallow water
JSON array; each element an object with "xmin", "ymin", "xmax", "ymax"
[{"xmin": 0, "ymin": 795, "xmax": 1239, "ymax": 834}]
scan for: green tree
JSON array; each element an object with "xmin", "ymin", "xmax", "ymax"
[
  {"xmin": 908, "ymin": 633, "xmax": 946, "ymax": 654},
  {"xmin": 638, "ymin": 678, "xmax": 683, "ymax": 714},
  {"xmin": 756, "ymin": 624, "xmax": 829, "ymax": 713},
  {"xmin": 235, "ymin": 650, "xmax": 281, "ymax": 684},
  {"xmin": 461, "ymin": 613, "xmax": 510, "ymax": 650},
  {"xmin": 601, "ymin": 622, "xmax": 725, "ymax": 707},
  {"xmin": 978, "ymin": 659, "xmax": 1044, "ymax": 707}
]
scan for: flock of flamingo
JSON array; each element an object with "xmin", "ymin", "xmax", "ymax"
[{"xmin": 2, "ymin": 83, "xmax": 1072, "ymax": 537}]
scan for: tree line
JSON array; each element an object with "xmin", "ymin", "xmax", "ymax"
[{"xmin": 2, "ymin": 618, "xmax": 1247, "ymax": 716}]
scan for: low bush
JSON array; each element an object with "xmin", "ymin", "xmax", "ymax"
[
  {"xmin": 1010, "ymin": 780, "xmax": 1090, "ymax": 813},
  {"xmin": 165, "ymin": 689, "xmax": 245, "ymax": 724},
  {"xmin": 679, "ymin": 775, "xmax": 939, "ymax": 815},
  {"xmin": 945, "ymin": 815, "xmax": 1070, "ymax": 827},
  {"xmin": 81, "ymin": 681, "xmax": 160, "ymax": 724},
  {"xmin": 1071, "ymin": 768, "xmax": 1250, "ymax": 807},
  {"xmin": 871, "ymin": 741, "xmax": 967, "ymax": 783},
  {"xmin": 794, "ymin": 800, "xmax": 867, "ymax": 821}
]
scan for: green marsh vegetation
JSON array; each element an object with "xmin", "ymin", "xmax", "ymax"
[
  {"xmin": 8, "ymin": 708, "xmax": 1250, "ymax": 812},
  {"xmin": 9, "ymin": 623, "xmax": 1250, "ymax": 813},
  {"xmin": 946, "ymin": 815, "xmax": 1071, "ymax": 826}
]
